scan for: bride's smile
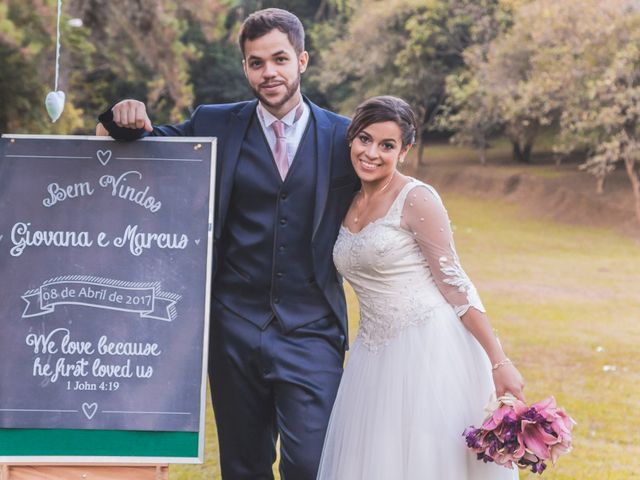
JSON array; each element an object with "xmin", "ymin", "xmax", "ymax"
[{"xmin": 350, "ymin": 121, "xmax": 409, "ymax": 189}]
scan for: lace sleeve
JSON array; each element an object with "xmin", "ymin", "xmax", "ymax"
[{"xmin": 400, "ymin": 184, "xmax": 485, "ymax": 317}]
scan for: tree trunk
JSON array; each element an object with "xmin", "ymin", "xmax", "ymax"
[
  {"xmin": 417, "ymin": 108, "xmax": 431, "ymax": 167},
  {"xmin": 478, "ymin": 137, "xmax": 486, "ymax": 166},
  {"xmin": 596, "ymin": 175, "xmax": 606, "ymax": 195},
  {"xmin": 522, "ymin": 143, "xmax": 533, "ymax": 163},
  {"xmin": 512, "ymin": 141, "xmax": 532, "ymax": 163},
  {"xmin": 512, "ymin": 142, "xmax": 523, "ymax": 162},
  {"xmin": 417, "ymin": 132, "xmax": 428, "ymax": 166},
  {"xmin": 623, "ymin": 157, "xmax": 640, "ymax": 223},
  {"xmin": 314, "ymin": 0, "xmax": 331, "ymax": 20}
]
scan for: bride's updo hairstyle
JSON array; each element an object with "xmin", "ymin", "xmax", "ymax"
[{"xmin": 347, "ymin": 96, "xmax": 417, "ymax": 149}]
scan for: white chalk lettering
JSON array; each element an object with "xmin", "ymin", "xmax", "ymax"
[
  {"xmin": 26, "ymin": 328, "xmax": 95, "ymax": 355},
  {"xmin": 92, "ymin": 358, "xmax": 133, "ymax": 378},
  {"xmin": 10, "ymin": 222, "xmax": 92, "ymax": 257},
  {"xmin": 97, "ymin": 231, "xmax": 110, "ymax": 247},
  {"xmin": 113, "ymin": 224, "xmax": 188, "ymax": 256},
  {"xmin": 99, "ymin": 170, "xmax": 162, "ymax": 212},
  {"xmin": 43, "ymin": 181, "xmax": 94, "ymax": 207},
  {"xmin": 50, "ymin": 357, "xmax": 89, "ymax": 383},
  {"xmin": 97, "ymin": 336, "xmax": 162, "ymax": 356}
]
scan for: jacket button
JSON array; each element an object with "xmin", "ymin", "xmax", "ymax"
[
  {"xmin": 279, "ymin": 245, "xmax": 285, "ymax": 252},
  {"xmin": 276, "ymin": 272, "xmax": 283, "ymax": 277},
  {"xmin": 280, "ymin": 193, "xmax": 287, "ymax": 200},
  {"xmin": 280, "ymin": 218, "xmax": 287, "ymax": 225},
  {"xmin": 274, "ymin": 297, "xmax": 280, "ymax": 304}
]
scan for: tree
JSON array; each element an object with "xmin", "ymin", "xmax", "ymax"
[
  {"xmin": 312, "ymin": 0, "xmax": 509, "ymax": 164},
  {"xmin": 546, "ymin": 1, "xmax": 639, "ymax": 187},
  {"xmin": 434, "ymin": 2, "xmax": 512, "ymax": 165},
  {"xmin": 396, "ymin": 0, "xmax": 512, "ymax": 164},
  {"xmin": 0, "ymin": 0, "xmax": 86, "ymax": 134},
  {"xmin": 0, "ymin": 0, "xmax": 231, "ymax": 134},
  {"xmin": 454, "ymin": 1, "xmax": 552, "ymax": 163},
  {"xmin": 68, "ymin": 0, "xmax": 206, "ymax": 123},
  {"xmin": 437, "ymin": 65, "xmax": 502, "ymax": 165},
  {"xmin": 312, "ymin": 0, "xmax": 412, "ymax": 111},
  {"xmin": 560, "ymin": 21, "xmax": 640, "ymax": 220},
  {"xmin": 447, "ymin": 0, "xmax": 629, "ymax": 164}
]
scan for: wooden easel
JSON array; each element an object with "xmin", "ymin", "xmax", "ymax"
[{"xmin": 0, "ymin": 464, "xmax": 168, "ymax": 480}]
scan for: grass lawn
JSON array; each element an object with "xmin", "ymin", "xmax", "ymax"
[
  {"xmin": 442, "ymin": 194, "xmax": 640, "ymax": 480},
  {"xmin": 172, "ymin": 193, "xmax": 640, "ymax": 480}
]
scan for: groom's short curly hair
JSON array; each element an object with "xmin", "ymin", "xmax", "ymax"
[{"xmin": 239, "ymin": 8, "xmax": 305, "ymax": 57}]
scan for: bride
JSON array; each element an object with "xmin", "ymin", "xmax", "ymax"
[{"xmin": 317, "ymin": 96, "xmax": 524, "ymax": 479}]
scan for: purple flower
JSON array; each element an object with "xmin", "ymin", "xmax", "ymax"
[{"xmin": 464, "ymin": 394, "xmax": 576, "ymax": 475}]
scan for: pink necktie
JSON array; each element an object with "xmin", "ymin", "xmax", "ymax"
[{"xmin": 271, "ymin": 120, "xmax": 288, "ymax": 180}]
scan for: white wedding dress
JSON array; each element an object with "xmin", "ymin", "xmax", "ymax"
[{"xmin": 317, "ymin": 178, "xmax": 518, "ymax": 480}]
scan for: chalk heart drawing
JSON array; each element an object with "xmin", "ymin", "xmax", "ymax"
[
  {"xmin": 82, "ymin": 402, "xmax": 98, "ymax": 420},
  {"xmin": 96, "ymin": 149, "xmax": 112, "ymax": 166},
  {"xmin": 194, "ymin": 239, "xmax": 201, "ymax": 245}
]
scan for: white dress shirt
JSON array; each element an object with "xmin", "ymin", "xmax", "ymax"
[{"xmin": 256, "ymin": 100, "xmax": 310, "ymax": 167}]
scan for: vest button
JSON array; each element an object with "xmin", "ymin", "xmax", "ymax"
[
  {"xmin": 279, "ymin": 245, "xmax": 285, "ymax": 252},
  {"xmin": 276, "ymin": 272, "xmax": 283, "ymax": 277},
  {"xmin": 280, "ymin": 193, "xmax": 287, "ymax": 200},
  {"xmin": 280, "ymin": 218, "xmax": 287, "ymax": 225},
  {"xmin": 274, "ymin": 297, "xmax": 280, "ymax": 304}
]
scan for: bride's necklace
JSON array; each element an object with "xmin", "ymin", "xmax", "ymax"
[{"xmin": 353, "ymin": 171, "xmax": 396, "ymax": 224}]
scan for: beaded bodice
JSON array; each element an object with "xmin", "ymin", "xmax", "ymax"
[{"xmin": 333, "ymin": 179, "xmax": 484, "ymax": 352}]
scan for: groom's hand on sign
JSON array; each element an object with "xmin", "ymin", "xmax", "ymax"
[
  {"xmin": 95, "ymin": 122, "xmax": 109, "ymax": 136},
  {"xmin": 111, "ymin": 99, "xmax": 153, "ymax": 132}
]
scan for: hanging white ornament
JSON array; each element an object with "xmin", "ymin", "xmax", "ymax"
[
  {"xmin": 46, "ymin": 0, "xmax": 65, "ymax": 123},
  {"xmin": 45, "ymin": 90, "xmax": 66, "ymax": 122}
]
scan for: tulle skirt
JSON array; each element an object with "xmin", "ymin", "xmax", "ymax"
[{"xmin": 317, "ymin": 303, "xmax": 519, "ymax": 480}]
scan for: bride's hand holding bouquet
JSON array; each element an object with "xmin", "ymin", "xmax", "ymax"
[{"xmin": 491, "ymin": 357, "xmax": 525, "ymax": 401}]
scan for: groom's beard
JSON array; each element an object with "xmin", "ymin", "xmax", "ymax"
[{"xmin": 252, "ymin": 73, "xmax": 301, "ymax": 112}]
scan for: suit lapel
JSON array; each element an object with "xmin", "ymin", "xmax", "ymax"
[
  {"xmin": 309, "ymin": 100, "xmax": 335, "ymax": 241},
  {"xmin": 215, "ymin": 100, "xmax": 257, "ymax": 239}
]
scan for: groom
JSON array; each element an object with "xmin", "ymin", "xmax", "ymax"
[{"xmin": 97, "ymin": 8, "xmax": 358, "ymax": 480}]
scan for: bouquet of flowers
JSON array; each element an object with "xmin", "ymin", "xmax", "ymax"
[{"xmin": 464, "ymin": 394, "xmax": 576, "ymax": 474}]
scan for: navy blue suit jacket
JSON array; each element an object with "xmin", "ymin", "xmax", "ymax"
[{"xmin": 100, "ymin": 98, "xmax": 359, "ymax": 338}]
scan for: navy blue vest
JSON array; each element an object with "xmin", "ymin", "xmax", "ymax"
[{"xmin": 213, "ymin": 111, "xmax": 333, "ymax": 330}]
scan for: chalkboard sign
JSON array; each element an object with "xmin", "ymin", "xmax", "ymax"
[{"xmin": 0, "ymin": 135, "xmax": 215, "ymax": 463}]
